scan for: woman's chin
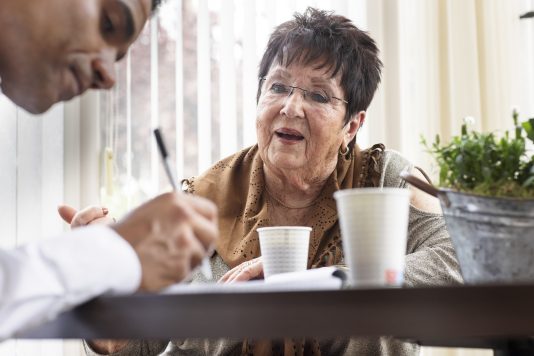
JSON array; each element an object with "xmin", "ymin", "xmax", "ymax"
[{"xmin": 267, "ymin": 152, "xmax": 307, "ymax": 171}]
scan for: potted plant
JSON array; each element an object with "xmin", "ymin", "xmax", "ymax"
[{"xmin": 403, "ymin": 110, "xmax": 534, "ymax": 284}]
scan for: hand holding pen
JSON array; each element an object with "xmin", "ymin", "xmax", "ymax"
[{"xmin": 154, "ymin": 128, "xmax": 215, "ymax": 280}]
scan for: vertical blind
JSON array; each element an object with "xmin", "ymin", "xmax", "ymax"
[
  {"xmin": 0, "ymin": 102, "xmax": 64, "ymax": 256},
  {"xmin": 0, "ymin": 99, "xmax": 66, "ymax": 355}
]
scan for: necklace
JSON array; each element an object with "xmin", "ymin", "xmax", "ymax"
[{"xmin": 265, "ymin": 186, "xmax": 321, "ymax": 209}]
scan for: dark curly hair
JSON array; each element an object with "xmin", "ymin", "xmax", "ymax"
[{"xmin": 257, "ymin": 7, "xmax": 383, "ymax": 127}]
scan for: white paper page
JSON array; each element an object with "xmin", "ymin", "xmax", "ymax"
[{"xmin": 162, "ymin": 267, "xmax": 346, "ymax": 295}]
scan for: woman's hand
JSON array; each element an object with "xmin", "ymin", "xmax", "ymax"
[
  {"xmin": 58, "ymin": 204, "xmax": 114, "ymax": 228},
  {"xmin": 219, "ymin": 257, "xmax": 264, "ymax": 283}
]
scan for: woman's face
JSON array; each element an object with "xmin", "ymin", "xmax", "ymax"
[{"xmin": 256, "ymin": 62, "xmax": 358, "ymax": 180}]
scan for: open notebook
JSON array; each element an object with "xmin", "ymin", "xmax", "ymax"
[{"xmin": 163, "ymin": 267, "xmax": 347, "ymax": 295}]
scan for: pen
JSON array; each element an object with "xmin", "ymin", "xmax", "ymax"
[
  {"xmin": 153, "ymin": 128, "xmax": 213, "ymax": 280},
  {"xmin": 153, "ymin": 129, "xmax": 178, "ymax": 191}
]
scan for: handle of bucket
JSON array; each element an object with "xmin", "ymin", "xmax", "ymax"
[
  {"xmin": 399, "ymin": 171, "xmax": 440, "ymax": 198},
  {"xmin": 400, "ymin": 171, "xmax": 452, "ymax": 208}
]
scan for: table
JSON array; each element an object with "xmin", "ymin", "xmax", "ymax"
[{"xmin": 18, "ymin": 284, "xmax": 534, "ymax": 355}]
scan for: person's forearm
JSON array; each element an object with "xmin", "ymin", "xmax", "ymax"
[
  {"xmin": 404, "ymin": 245, "xmax": 463, "ymax": 286},
  {"xmin": 0, "ymin": 226, "xmax": 140, "ymax": 340},
  {"xmin": 404, "ymin": 208, "xmax": 463, "ymax": 287}
]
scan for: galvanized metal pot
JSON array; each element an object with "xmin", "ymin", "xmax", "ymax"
[{"xmin": 401, "ymin": 172, "xmax": 534, "ymax": 284}]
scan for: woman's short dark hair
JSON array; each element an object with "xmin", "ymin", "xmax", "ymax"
[{"xmin": 257, "ymin": 7, "xmax": 383, "ymax": 126}]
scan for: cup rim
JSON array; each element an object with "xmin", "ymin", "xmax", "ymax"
[
  {"xmin": 334, "ymin": 187, "xmax": 410, "ymax": 199},
  {"xmin": 257, "ymin": 226, "xmax": 312, "ymax": 232}
]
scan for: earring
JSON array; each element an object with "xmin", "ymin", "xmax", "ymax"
[{"xmin": 339, "ymin": 145, "xmax": 349, "ymax": 156}]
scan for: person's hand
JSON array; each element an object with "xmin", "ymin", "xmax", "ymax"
[
  {"xmin": 58, "ymin": 205, "xmax": 114, "ymax": 228},
  {"xmin": 110, "ymin": 192, "xmax": 218, "ymax": 292},
  {"xmin": 219, "ymin": 257, "xmax": 263, "ymax": 283}
]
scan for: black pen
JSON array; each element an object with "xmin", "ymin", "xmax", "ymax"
[
  {"xmin": 154, "ymin": 128, "xmax": 178, "ymax": 191},
  {"xmin": 153, "ymin": 128, "xmax": 213, "ymax": 280}
]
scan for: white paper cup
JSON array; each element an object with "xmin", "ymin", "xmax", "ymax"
[
  {"xmin": 257, "ymin": 226, "xmax": 311, "ymax": 280},
  {"xmin": 334, "ymin": 188, "xmax": 410, "ymax": 287}
]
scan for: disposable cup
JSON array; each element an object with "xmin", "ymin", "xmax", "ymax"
[
  {"xmin": 334, "ymin": 188, "xmax": 410, "ymax": 287},
  {"xmin": 257, "ymin": 226, "xmax": 311, "ymax": 280}
]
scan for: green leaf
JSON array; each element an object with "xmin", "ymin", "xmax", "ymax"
[
  {"xmin": 522, "ymin": 119, "xmax": 534, "ymax": 143},
  {"xmin": 461, "ymin": 124, "xmax": 467, "ymax": 136}
]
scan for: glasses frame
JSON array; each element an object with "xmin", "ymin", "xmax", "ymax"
[{"xmin": 259, "ymin": 77, "xmax": 349, "ymax": 105}]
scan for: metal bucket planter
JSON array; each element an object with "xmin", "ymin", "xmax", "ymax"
[{"xmin": 401, "ymin": 172, "xmax": 534, "ymax": 284}]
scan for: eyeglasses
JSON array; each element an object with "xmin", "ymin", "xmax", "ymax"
[{"xmin": 259, "ymin": 77, "xmax": 348, "ymax": 106}]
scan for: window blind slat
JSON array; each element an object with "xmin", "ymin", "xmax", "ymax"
[
  {"xmin": 41, "ymin": 105, "xmax": 64, "ymax": 238},
  {"xmin": 15, "ymin": 105, "xmax": 64, "ymax": 244},
  {"xmin": 150, "ymin": 16, "xmax": 160, "ymax": 193},
  {"xmin": 348, "ymin": 0, "xmax": 367, "ymax": 29},
  {"xmin": 0, "ymin": 96, "xmax": 17, "ymax": 249},
  {"xmin": 268, "ymin": 0, "xmax": 278, "ymax": 28},
  {"xmin": 63, "ymin": 99, "xmax": 82, "ymax": 213},
  {"xmin": 295, "ymin": 0, "xmax": 312, "ymax": 11},
  {"xmin": 348, "ymin": 0, "xmax": 370, "ymax": 147},
  {"xmin": 330, "ymin": 0, "xmax": 347, "ymax": 16},
  {"xmin": 175, "ymin": 0, "xmax": 185, "ymax": 179},
  {"xmin": 350, "ymin": 0, "xmax": 369, "ymax": 149},
  {"xmin": 197, "ymin": 0, "xmax": 212, "ymax": 172},
  {"xmin": 521, "ymin": 0, "xmax": 534, "ymax": 118},
  {"xmin": 126, "ymin": 52, "xmax": 133, "ymax": 208},
  {"xmin": 242, "ymin": 0, "xmax": 257, "ymax": 147},
  {"xmin": 219, "ymin": 0, "xmax": 237, "ymax": 158},
  {"xmin": 279, "ymin": 0, "xmax": 296, "ymax": 20},
  {"xmin": 364, "ymin": 0, "xmax": 387, "ymax": 149},
  {"xmin": 80, "ymin": 92, "xmax": 101, "ymax": 208},
  {"xmin": 16, "ymin": 110, "xmax": 43, "ymax": 246}
]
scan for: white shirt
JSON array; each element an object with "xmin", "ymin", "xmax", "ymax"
[{"xmin": 0, "ymin": 225, "xmax": 141, "ymax": 340}]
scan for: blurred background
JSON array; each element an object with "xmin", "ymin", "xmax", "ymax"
[{"xmin": 1, "ymin": 0, "xmax": 534, "ymax": 354}]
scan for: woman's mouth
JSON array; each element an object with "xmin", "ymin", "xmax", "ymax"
[{"xmin": 275, "ymin": 128, "xmax": 304, "ymax": 142}]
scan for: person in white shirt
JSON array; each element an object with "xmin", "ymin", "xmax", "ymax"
[{"xmin": 0, "ymin": 0, "xmax": 218, "ymax": 340}]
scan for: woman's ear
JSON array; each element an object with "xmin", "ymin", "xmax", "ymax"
[{"xmin": 344, "ymin": 111, "xmax": 366, "ymax": 146}]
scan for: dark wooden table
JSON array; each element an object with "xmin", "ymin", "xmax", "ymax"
[{"xmin": 18, "ymin": 284, "xmax": 534, "ymax": 355}]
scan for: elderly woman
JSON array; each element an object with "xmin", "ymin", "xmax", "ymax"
[{"xmin": 80, "ymin": 7, "xmax": 461, "ymax": 356}]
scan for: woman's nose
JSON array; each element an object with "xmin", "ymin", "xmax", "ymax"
[
  {"xmin": 90, "ymin": 58, "xmax": 116, "ymax": 90},
  {"xmin": 281, "ymin": 88, "xmax": 305, "ymax": 119}
]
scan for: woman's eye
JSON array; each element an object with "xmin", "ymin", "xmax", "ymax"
[
  {"xmin": 310, "ymin": 91, "xmax": 329, "ymax": 104},
  {"xmin": 271, "ymin": 83, "xmax": 289, "ymax": 94}
]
